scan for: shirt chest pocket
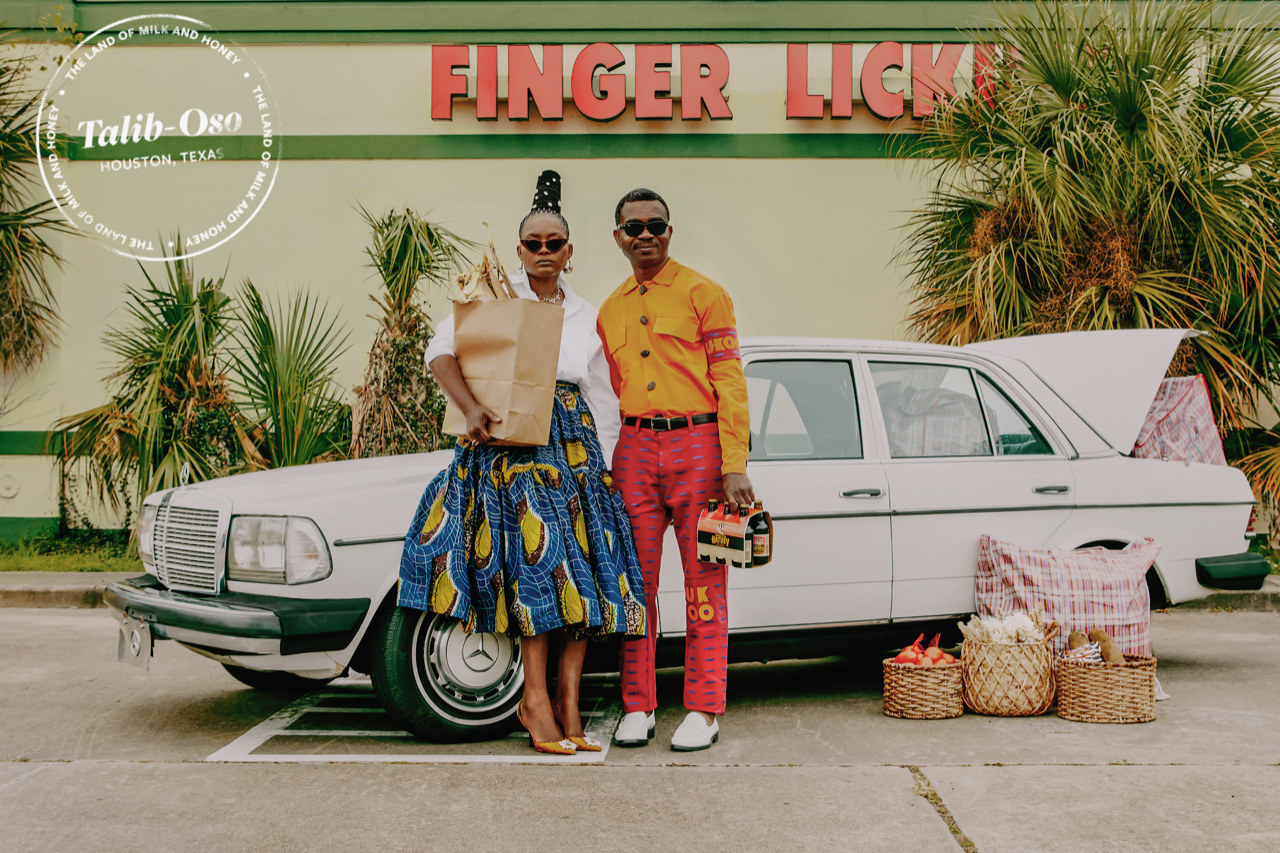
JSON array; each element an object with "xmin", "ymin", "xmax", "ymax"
[
  {"xmin": 605, "ymin": 324, "xmax": 631, "ymax": 377},
  {"xmin": 653, "ymin": 315, "xmax": 700, "ymax": 345}
]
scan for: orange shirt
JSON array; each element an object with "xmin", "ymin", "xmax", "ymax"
[{"xmin": 597, "ymin": 259, "xmax": 749, "ymax": 475}]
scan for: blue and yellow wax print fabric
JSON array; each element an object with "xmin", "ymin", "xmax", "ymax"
[{"xmin": 399, "ymin": 382, "xmax": 647, "ymax": 638}]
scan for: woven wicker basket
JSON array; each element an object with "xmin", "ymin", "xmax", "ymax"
[
  {"xmin": 882, "ymin": 659, "xmax": 964, "ymax": 719},
  {"xmin": 961, "ymin": 639, "xmax": 1055, "ymax": 716},
  {"xmin": 1056, "ymin": 654, "xmax": 1156, "ymax": 723}
]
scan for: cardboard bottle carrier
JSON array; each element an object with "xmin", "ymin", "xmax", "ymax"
[{"xmin": 695, "ymin": 500, "xmax": 774, "ymax": 568}]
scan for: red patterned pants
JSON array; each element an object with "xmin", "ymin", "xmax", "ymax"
[{"xmin": 613, "ymin": 421, "xmax": 728, "ymax": 715}]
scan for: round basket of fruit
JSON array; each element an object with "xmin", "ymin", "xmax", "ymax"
[{"xmin": 882, "ymin": 633, "xmax": 964, "ymax": 719}]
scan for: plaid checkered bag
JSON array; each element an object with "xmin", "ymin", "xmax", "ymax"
[
  {"xmin": 884, "ymin": 388, "xmax": 991, "ymax": 457},
  {"xmin": 1133, "ymin": 375, "xmax": 1227, "ymax": 466},
  {"xmin": 976, "ymin": 535, "xmax": 1160, "ymax": 656}
]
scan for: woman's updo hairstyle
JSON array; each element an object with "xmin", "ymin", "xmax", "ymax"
[{"xmin": 519, "ymin": 169, "xmax": 570, "ymax": 237}]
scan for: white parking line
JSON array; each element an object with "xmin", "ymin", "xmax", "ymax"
[{"xmin": 206, "ymin": 676, "xmax": 622, "ymax": 764}]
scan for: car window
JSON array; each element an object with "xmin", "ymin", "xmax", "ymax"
[
  {"xmin": 869, "ymin": 361, "xmax": 993, "ymax": 458},
  {"xmin": 745, "ymin": 360, "xmax": 861, "ymax": 460},
  {"xmin": 976, "ymin": 374, "xmax": 1053, "ymax": 456}
]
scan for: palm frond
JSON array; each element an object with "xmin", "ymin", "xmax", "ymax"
[
  {"xmin": 0, "ymin": 46, "xmax": 75, "ymax": 374},
  {"xmin": 903, "ymin": 0, "xmax": 1280, "ymax": 441},
  {"xmin": 55, "ymin": 246, "xmax": 242, "ymax": 515},
  {"xmin": 357, "ymin": 206, "xmax": 474, "ymax": 323},
  {"xmin": 231, "ymin": 281, "xmax": 351, "ymax": 468}
]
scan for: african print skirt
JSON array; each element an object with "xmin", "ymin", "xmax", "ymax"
[{"xmin": 398, "ymin": 382, "xmax": 647, "ymax": 638}]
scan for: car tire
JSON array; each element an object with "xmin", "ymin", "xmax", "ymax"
[
  {"xmin": 368, "ymin": 605, "xmax": 523, "ymax": 741},
  {"xmin": 221, "ymin": 664, "xmax": 334, "ymax": 693}
]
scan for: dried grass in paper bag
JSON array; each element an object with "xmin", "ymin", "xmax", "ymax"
[{"xmin": 442, "ymin": 226, "xmax": 563, "ymax": 447}]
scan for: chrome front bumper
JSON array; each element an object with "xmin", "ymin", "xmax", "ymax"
[{"xmin": 104, "ymin": 574, "xmax": 370, "ymax": 656}]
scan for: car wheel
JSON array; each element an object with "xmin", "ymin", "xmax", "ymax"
[
  {"xmin": 221, "ymin": 664, "xmax": 334, "ymax": 693},
  {"xmin": 368, "ymin": 606, "xmax": 523, "ymax": 741}
]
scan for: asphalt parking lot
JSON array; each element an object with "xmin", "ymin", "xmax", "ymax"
[{"xmin": 1, "ymin": 605, "xmax": 1277, "ymax": 851}]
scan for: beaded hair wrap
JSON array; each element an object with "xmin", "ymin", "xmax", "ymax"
[
  {"xmin": 521, "ymin": 169, "xmax": 570, "ymax": 238},
  {"xmin": 531, "ymin": 169, "xmax": 562, "ymax": 213}
]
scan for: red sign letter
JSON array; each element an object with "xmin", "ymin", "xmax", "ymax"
[
  {"xmin": 786, "ymin": 43, "xmax": 824, "ymax": 119},
  {"xmin": 680, "ymin": 44, "xmax": 732, "ymax": 120},
  {"xmin": 508, "ymin": 45, "xmax": 564, "ymax": 121},
  {"xmin": 572, "ymin": 43, "xmax": 627, "ymax": 121},
  {"xmin": 973, "ymin": 44, "xmax": 997, "ymax": 108},
  {"xmin": 831, "ymin": 43, "xmax": 853, "ymax": 119},
  {"xmin": 431, "ymin": 45, "xmax": 469, "ymax": 120},
  {"xmin": 635, "ymin": 44, "xmax": 673, "ymax": 120},
  {"xmin": 912, "ymin": 43, "xmax": 964, "ymax": 117},
  {"xmin": 861, "ymin": 41, "xmax": 904, "ymax": 120},
  {"xmin": 476, "ymin": 45, "xmax": 498, "ymax": 120}
]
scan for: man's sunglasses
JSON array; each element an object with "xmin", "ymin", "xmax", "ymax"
[
  {"xmin": 521, "ymin": 237, "xmax": 568, "ymax": 253},
  {"xmin": 619, "ymin": 219, "xmax": 669, "ymax": 238}
]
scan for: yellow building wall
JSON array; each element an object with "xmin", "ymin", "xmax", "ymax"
[{"xmin": 5, "ymin": 41, "xmax": 937, "ymax": 528}]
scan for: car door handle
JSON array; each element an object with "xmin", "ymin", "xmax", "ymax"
[
  {"xmin": 1033, "ymin": 485, "xmax": 1071, "ymax": 494},
  {"xmin": 840, "ymin": 488, "xmax": 883, "ymax": 498}
]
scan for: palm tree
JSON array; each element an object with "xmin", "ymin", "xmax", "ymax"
[
  {"xmin": 0, "ymin": 44, "xmax": 73, "ymax": 380},
  {"xmin": 348, "ymin": 207, "xmax": 472, "ymax": 458},
  {"xmin": 56, "ymin": 252, "xmax": 248, "ymax": 514},
  {"xmin": 903, "ymin": 0, "xmax": 1280, "ymax": 510},
  {"xmin": 232, "ymin": 282, "xmax": 352, "ymax": 468}
]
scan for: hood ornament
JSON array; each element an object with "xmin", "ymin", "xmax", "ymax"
[{"xmin": 179, "ymin": 462, "xmax": 191, "ymax": 487}]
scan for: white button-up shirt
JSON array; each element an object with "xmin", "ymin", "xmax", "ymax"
[{"xmin": 424, "ymin": 268, "xmax": 622, "ymax": 466}]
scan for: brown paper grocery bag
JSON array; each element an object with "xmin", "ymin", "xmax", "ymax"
[{"xmin": 441, "ymin": 299, "xmax": 564, "ymax": 447}]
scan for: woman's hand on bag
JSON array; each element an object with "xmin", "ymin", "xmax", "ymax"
[{"xmin": 464, "ymin": 403, "xmax": 502, "ymax": 443}]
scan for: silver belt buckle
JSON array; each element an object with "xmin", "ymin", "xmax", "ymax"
[{"xmin": 651, "ymin": 416, "xmax": 670, "ymax": 431}]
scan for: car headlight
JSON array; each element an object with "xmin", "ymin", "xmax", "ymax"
[
  {"xmin": 227, "ymin": 516, "xmax": 332, "ymax": 584},
  {"xmin": 136, "ymin": 504, "xmax": 157, "ymax": 572}
]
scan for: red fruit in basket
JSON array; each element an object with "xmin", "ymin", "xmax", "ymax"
[
  {"xmin": 892, "ymin": 633, "xmax": 926, "ymax": 664},
  {"xmin": 941, "ymin": 652, "xmax": 957, "ymax": 664},
  {"xmin": 923, "ymin": 633, "xmax": 945, "ymax": 662}
]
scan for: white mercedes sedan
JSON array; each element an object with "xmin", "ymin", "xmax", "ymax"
[{"xmin": 106, "ymin": 329, "xmax": 1268, "ymax": 739}]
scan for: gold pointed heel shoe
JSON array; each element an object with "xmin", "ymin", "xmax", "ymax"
[
  {"xmin": 516, "ymin": 704, "xmax": 577, "ymax": 756},
  {"xmin": 567, "ymin": 735, "xmax": 602, "ymax": 752},
  {"xmin": 552, "ymin": 700, "xmax": 601, "ymax": 752}
]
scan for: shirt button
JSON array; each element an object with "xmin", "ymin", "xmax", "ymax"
[
  {"xmin": 647, "ymin": 381, "xmax": 656, "ymax": 391},
  {"xmin": 639, "ymin": 284, "xmax": 648, "ymax": 294},
  {"xmin": 641, "ymin": 349, "xmax": 650, "ymax": 358},
  {"xmin": 640, "ymin": 315, "xmax": 649, "ymax": 325}
]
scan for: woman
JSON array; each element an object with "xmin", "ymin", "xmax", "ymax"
[{"xmin": 399, "ymin": 170, "xmax": 646, "ymax": 755}]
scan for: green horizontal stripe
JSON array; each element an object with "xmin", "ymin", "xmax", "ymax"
[
  {"xmin": 55, "ymin": 1, "xmax": 1008, "ymax": 42},
  {"xmin": 0, "ymin": 517, "xmax": 60, "ymax": 542},
  {"xmin": 51, "ymin": 29, "xmax": 988, "ymax": 45},
  {"xmin": 10, "ymin": 1, "xmax": 1277, "ymax": 43},
  {"xmin": 69, "ymin": 133, "xmax": 924, "ymax": 160},
  {"xmin": 0, "ymin": 431, "xmax": 63, "ymax": 456}
]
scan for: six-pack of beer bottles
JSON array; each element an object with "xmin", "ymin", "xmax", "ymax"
[{"xmin": 695, "ymin": 498, "xmax": 774, "ymax": 569}]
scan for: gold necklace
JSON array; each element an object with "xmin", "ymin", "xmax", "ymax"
[{"xmin": 537, "ymin": 288, "xmax": 564, "ymax": 305}]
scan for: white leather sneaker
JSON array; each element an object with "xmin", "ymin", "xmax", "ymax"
[
  {"xmin": 613, "ymin": 711, "xmax": 656, "ymax": 747},
  {"xmin": 670, "ymin": 711, "xmax": 719, "ymax": 751}
]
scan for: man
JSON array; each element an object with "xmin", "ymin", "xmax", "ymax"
[{"xmin": 597, "ymin": 188, "xmax": 755, "ymax": 751}]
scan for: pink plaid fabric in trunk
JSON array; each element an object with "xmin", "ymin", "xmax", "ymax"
[
  {"xmin": 976, "ymin": 535, "xmax": 1160, "ymax": 656},
  {"xmin": 1134, "ymin": 375, "xmax": 1227, "ymax": 466}
]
